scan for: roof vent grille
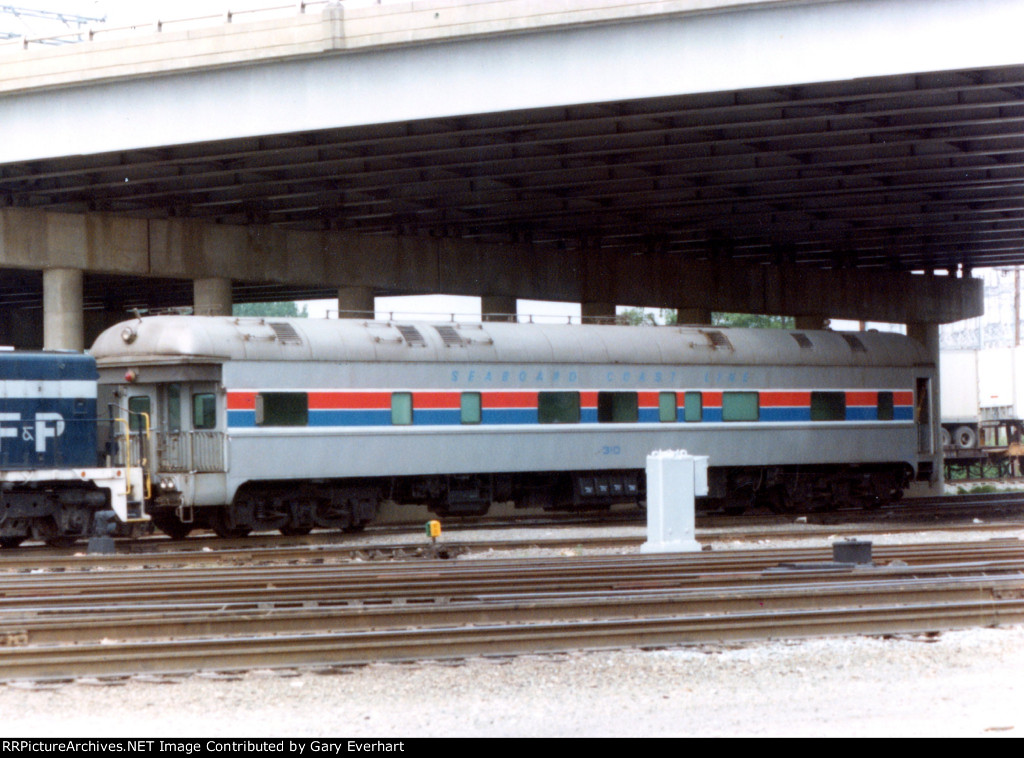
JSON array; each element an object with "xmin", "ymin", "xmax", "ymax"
[
  {"xmin": 268, "ymin": 322, "xmax": 303, "ymax": 345},
  {"xmin": 434, "ymin": 325, "xmax": 464, "ymax": 348},
  {"xmin": 702, "ymin": 330, "xmax": 733, "ymax": 350},
  {"xmin": 791, "ymin": 332, "xmax": 813, "ymax": 349},
  {"xmin": 841, "ymin": 334, "xmax": 867, "ymax": 353},
  {"xmin": 396, "ymin": 324, "xmax": 427, "ymax": 347}
]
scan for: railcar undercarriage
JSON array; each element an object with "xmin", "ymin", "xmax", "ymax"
[{"xmin": 144, "ymin": 463, "xmax": 913, "ymax": 540}]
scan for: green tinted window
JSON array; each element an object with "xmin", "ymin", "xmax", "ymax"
[
  {"xmin": 877, "ymin": 391, "xmax": 894, "ymax": 421},
  {"xmin": 167, "ymin": 384, "xmax": 182, "ymax": 432},
  {"xmin": 684, "ymin": 391, "xmax": 703, "ymax": 422},
  {"xmin": 128, "ymin": 396, "xmax": 151, "ymax": 433},
  {"xmin": 256, "ymin": 392, "xmax": 308, "ymax": 427},
  {"xmin": 659, "ymin": 392, "xmax": 677, "ymax": 423},
  {"xmin": 811, "ymin": 392, "xmax": 846, "ymax": 421},
  {"xmin": 538, "ymin": 392, "xmax": 580, "ymax": 424},
  {"xmin": 193, "ymin": 393, "xmax": 217, "ymax": 429},
  {"xmin": 461, "ymin": 392, "xmax": 481, "ymax": 425},
  {"xmin": 597, "ymin": 392, "xmax": 638, "ymax": 423},
  {"xmin": 722, "ymin": 392, "xmax": 759, "ymax": 422},
  {"xmin": 391, "ymin": 392, "xmax": 413, "ymax": 425}
]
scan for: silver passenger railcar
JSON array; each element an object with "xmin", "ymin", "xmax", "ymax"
[{"xmin": 90, "ymin": 316, "xmax": 937, "ymax": 539}]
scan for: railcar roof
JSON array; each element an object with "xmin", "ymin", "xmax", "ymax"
[{"xmin": 89, "ymin": 316, "xmax": 931, "ymax": 369}]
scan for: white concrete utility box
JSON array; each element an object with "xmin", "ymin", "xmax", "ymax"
[{"xmin": 641, "ymin": 449, "xmax": 708, "ymax": 554}]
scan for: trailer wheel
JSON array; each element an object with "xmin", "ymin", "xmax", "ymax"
[
  {"xmin": 940, "ymin": 428, "xmax": 952, "ymax": 448},
  {"xmin": 954, "ymin": 425, "xmax": 978, "ymax": 450}
]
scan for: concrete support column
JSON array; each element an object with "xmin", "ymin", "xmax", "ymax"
[
  {"xmin": 338, "ymin": 285, "xmax": 375, "ymax": 319},
  {"xmin": 194, "ymin": 278, "xmax": 233, "ymax": 316},
  {"xmin": 676, "ymin": 307, "xmax": 712, "ymax": 325},
  {"xmin": 581, "ymin": 301, "xmax": 615, "ymax": 324},
  {"xmin": 907, "ymin": 321, "xmax": 944, "ymax": 494},
  {"xmin": 481, "ymin": 295, "xmax": 517, "ymax": 322},
  {"xmin": 795, "ymin": 315, "xmax": 828, "ymax": 330},
  {"xmin": 43, "ymin": 268, "xmax": 84, "ymax": 351}
]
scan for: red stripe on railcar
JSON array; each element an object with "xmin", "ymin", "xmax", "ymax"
[
  {"xmin": 483, "ymin": 391, "xmax": 539, "ymax": 408},
  {"xmin": 227, "ymin": 392, "xmax": 257, "ymax": 411},
  {"xmin": 845, "ymin": 391, "xmax": 877, "ymax": 406},
  {"xmin": 308, "ymin": 391, "xmax": 391, "ymax": 410},
  {"xmin": 760, "ymin": 391, "xmax": 811, "ymax": 407}
]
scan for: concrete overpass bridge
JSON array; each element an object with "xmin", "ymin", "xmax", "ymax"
[{"xmin": 1, "ymin": 0, "xmax": 1021, "ymax": 351}]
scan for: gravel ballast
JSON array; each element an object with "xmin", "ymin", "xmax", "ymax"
[{"xmin": 3, "ymin": 522, "xmax": 1023, "ymax": 738}]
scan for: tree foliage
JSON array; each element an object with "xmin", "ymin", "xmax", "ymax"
[
  {"xmin": 232, "ymin": 301, "xmax": 308, "ymax": 318},
  {"xmin": 712, "ymin": 312, "xmax": 794, "ymax": 329}
]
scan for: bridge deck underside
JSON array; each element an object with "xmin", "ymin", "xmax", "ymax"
[{"xmin": 2, "ymin": 63, "xmax": 1024, "ymax": 309}]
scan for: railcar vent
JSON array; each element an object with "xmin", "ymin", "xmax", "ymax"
[
  {"xmin": 790, "ymin": 332, "xmax": 813, "ymax": 349},
  {"xmin": 433, "ymin": 325, "xmax": 464, "ymax": 348},
  {"xmin": 396, "ymin": 324, "xmax": 427, "ymax": 347},
  {"xmin": 841, "ymin": 334, "xmax": 867, "ymax": 353},
  {"xmin": 700, "ymin": 330, "xmax": 733, "ymax": 350},
  {"xmin": 268, "ymin": 322, "xmax": 303, "ymax": 345}
]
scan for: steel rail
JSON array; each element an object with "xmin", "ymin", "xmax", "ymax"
[
  {"xmin": 3, "ymin": 541, "xmax": 1024, "ymax": 608},
  {"xmin": 2, "ymin": 594, "xmax": 1023, "ymax": 682},
  {"xmin": 1, "ymin": 574, "xmax": 1021, "ymax": 646}
]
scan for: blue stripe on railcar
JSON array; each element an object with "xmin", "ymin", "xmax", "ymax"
[
  {"xmin": 308, "ymin": 409, "xmax": 392, "ymax": 427},
  {"xmin": 760, "ymin": 407, "xmax": 812, "ymax": 422}
]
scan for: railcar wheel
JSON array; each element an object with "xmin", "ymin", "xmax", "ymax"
[
  {"xmin": 44, "ymin": 536, "xmax": 79, "ymax": 548},
  {"xmin": 0, "ymin": 536, "xmax": 25, "ymax": 549},
  {"xmin": 150, "ymin": 512, "xmax": 193, "ymax": 541},
  {"xmin": 208, "ymin": 509, "xmax": 252, "ymax": 539}
]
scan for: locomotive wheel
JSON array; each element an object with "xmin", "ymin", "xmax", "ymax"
[{"xmin": 0, "ymin": 536, "xmax": 25, "ymax": 549}]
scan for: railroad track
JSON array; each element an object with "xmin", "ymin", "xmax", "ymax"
[{"xmin": 1, "ymin": 540, "xmax": 1024, "ymax": 681}]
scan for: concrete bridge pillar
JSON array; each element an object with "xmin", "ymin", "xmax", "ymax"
[
  {"xmin": 581, "ymin": 301, "xmax": 615, "ymax": 325},
  {"xmin": 43, "ymin": 268, "xmax": 84, "ymax": 351},
  {"xmin": 481, "ymin": 295, "xmax": 517, "ymax": 322},
  {"xmin": 194, "ymin": 277, "xmax": 233, "ymax": 316},
  {"xmin": 676, "ymin": 307, "xmax": 712, "ymax": 325},
  {"xmin": 907, "ymin": 321, "xmax": 944, "ymax": 495},
  {"xmin": 338, "ymin": 285, "xmax": 375, "ymax": 319}
]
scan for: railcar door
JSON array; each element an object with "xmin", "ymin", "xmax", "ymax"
[
  {"xmin": 157, "ymin": 382, "xmax": 225, "ymax": 473},
  {"xmin": 121, "ymin": 387, "xmax": 158, "ymax": 476}
]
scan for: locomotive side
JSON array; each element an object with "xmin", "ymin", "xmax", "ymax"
[
  {"xmin": 0, "ymin": 351, "xmax": 146, "ymax": 547},
  {"xmin": 90, "ymin": 316, "xmax": 937, "ymax": 539}
]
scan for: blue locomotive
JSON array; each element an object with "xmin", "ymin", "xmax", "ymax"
[
  {"xmin": 88, "ymin": 316, "xmax": 938, "ymax": 540},
  {"xmin": 0, "ymin": 351, "xmax": 145, "ymax": 547}
]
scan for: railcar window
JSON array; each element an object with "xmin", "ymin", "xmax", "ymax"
[
  {"xmin": 391, "ymin": 392, "xmax": 413, "ymax": 425},
  {"xmin": 461, "ymin": 392, "xmax": 481, "ymax": 425},
  {"xmin": 684, "ymin": 391, "xmax": 703, "ymax": 422},
  {"xmin": 167, "ymin": 384, "xmax": 182, "ymax": 433},
  {"xmin": 659, "ymin": 392, "xmax": 677, "ymax": 422},
  {"xmin": 127, "ymin": 396, "xmax": 151, "ymax": 433},
  {"xmin": 811, "ymin": 392, "xmax": 846, "ymax": 421},
  {"xmin": 722, "ymin": 392, "xmax": 759, "ymax": 422},
  {"xmin": 538, "ymin": 392, "xmax": 580, "ymax": 424},
  {"xmin": 877, "ymin": 391, "xmax": 894, "ymax": 421},
  {"xmin": 193, "ymin": 394, "xmax": 217, "ymax": 429},
  {"xmin": 256, "ymin": 392, "xmax": 308, "ymax": 427},
  {"xmin": 597, "ymin": 392, "xmax": 638, "ymax": 423}
]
